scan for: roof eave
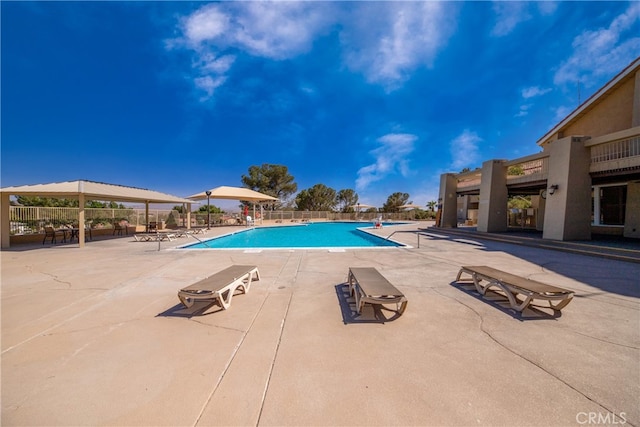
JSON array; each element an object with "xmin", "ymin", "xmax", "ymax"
[{"xmin": 536, "ymin": 56, "xmax": 640, "ymax": 147}]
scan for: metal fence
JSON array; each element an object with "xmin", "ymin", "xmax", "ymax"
[
  {"xmin": 8, "ymin": 206, "xmax": 429, "ymax": 235},
  {"xmin": 8, "ymin": 207, "xmax": 180, "ymax": 235}
]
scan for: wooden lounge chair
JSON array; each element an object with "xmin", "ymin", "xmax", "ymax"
[
  {"xmin": 347, "ymin": 267, "xmax": 408, "ymax": 315},
  {"xmin": 178, "ymin": 265, "xmax": 260, "ymax": 310},
  {"xmin": 455, "ymin": 266, "xmax": 574, "ymax": 312}
]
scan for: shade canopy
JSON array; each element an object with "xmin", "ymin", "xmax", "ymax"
[
  {"xmin": 399, "ymin": 204, "xmax": 423, "ymax": 210},
  {"xmin": 187, "ymin": 186, "xmax": 278, "ymax": 203},
  {"xmin": 0, "ymin": 180, "xmax": 194, "ymax": 204},
  {"xmin": 0, "ymin": 180, "xmax": 195, "ymax": 249}
]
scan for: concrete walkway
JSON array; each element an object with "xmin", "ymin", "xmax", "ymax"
[{"xmin": 2, "ymin": 223, "xmax": 639, "ymax": 426}]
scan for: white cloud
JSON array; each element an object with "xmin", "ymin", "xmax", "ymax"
[
  {"xmin": 194, "ymin": 75, "xmax": 227, "ymax": 100},
  {"xmin": 170, "ymin": 2, "xmax": 460, "ymax": 100},
  {"xmin": 450, "ymin": 130, "xmax": 482, "ymax": 171},
  {"xmin": 356, "ymin": 133, "xmax": 417, "ymax": 191},
  {"xmin": 515, "ymin": 104, "xmax": 532, "ymax": 118},
  {"xmin": 554, "ymin": 3, "xmax": 640, "ymax": 87},
  {"xmin": 515, "ymin": 86, "xmax": 551, "ymax": 118},
  {"xmin": 229, "ymin": 2, "xmax": 334, "ymax": 60},
  {"xmin": 491, "ymin": 2, "xmax": 532, "ymax": 37},
  {"xmin": 168, "ymin": 2, "xmax": 335, "ymax": 102},
  {"xmin": 193, "ymin": 53, "xmax": 235, "ymax": 75},
  {"xmin": 179, "ymin": 2, "xmax": 334, "ymax": 59},
  {"xmin": 341, "ymin": 2, "xmax": 458, "ymax": 91},
  {"xmin": 182, "ymin": 4, "xmax": 230, "ymax": 45},
  {"xmin": 521, "ymin": 86, "xmax": 552, "ymax": 99}
]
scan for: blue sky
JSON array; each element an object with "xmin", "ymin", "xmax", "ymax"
[{"xmin": 2, "ymin": 1, "xmax": 639, "ymax": 209}]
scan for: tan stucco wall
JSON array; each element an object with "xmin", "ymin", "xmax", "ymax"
[
  {"xmin": 477, "ymin": 160, "xmax": 508, "ymax": 233},
  {"xmin": 624, "ymin": 181, "xmax": 640, "ymax": 238},
  {"xmin": 543, "ymin": 137, "xmax": 592, "ymax": 241},
  {"xmin": 438, "ymin": 174, "xmax": 458, "ymax": 228},
  {"xmin": 562, "ymin": 77, "xmax": 635, "ymax": 138}
]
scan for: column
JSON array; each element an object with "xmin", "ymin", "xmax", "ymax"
[
  {"xmin": 438, "ymin": 173, "xmax": 458, "ymax": 228},
  {"xmin": 1, "ymin": 192, "xmax": 10, "ymax": 249},
  {"xmin": 477, "ymin": 159, "xmax": 507, "ymax": 233},
  {"xmin": 542, "ymin": 136, "xmax": 591, "ymax": 240},
  {"xmin": 624, "ymin": 181, "xmax": 640, "ymax": 238}
]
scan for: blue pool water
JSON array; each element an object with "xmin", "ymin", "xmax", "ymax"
[{"xmin": 181, "ymin": 222, "xmax": 405, "ymax": 249}]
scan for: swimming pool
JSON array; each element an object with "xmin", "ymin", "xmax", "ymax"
[{"xmin": 181, "ymin": 222, "xmax": 406, "ymax": 249}]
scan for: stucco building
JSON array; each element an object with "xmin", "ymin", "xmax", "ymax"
[{"xmin": 439, "ymin": 57, "xmax": 640, "ymax": 241}]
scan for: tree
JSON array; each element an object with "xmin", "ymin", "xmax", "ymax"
[
  {"xmin": 86, "ymin": 200, "xmax": 126, "ymax": 209},
  {"xmin": 336, "ymin": 189, "xmax": 358, "ymax": 213},
  {"xmin": 507, "ymin": 165, "xmax": 525, "ymax": 176},
  {"xmin": 382, "ymin": 192, "xmax": 410, "ymax": 213},
  {"xmin": 426, "ymin": 200, "xmax": 437, "ymax": 211},
  {"xmin": 196, "ymin": 204, "xmax": 223, "ymax": 213},
  {"xmin": 241, "ymin": 164, "xmax": 297, "ymax": 209},
  {"xmin": 16, "ymin": 196, "xmax": 77, "ymax": 207},
  {"xmin": 16, "ymin": 197, "xmax": 125, "ymax": 208},
  {"xmin": 508, "ymin": 195, "xmax": 531, "ymax": 209},
  {"xmin": 295, "ymin": 184, "xmax": 337, "ymax": 211}
]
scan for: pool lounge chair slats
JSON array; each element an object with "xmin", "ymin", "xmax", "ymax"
[
  {"xmin": 178, "ymin": 265, "xmax": 260, "ymax": 310},
  {"xmin": 133, "ymin": 232, "xmax": 176, "ymax": 242},
  {"xmin": 456, "ymin": 265, "xmax": 574, "ymax": 312},
  {"xmin": 348, "ymin": 267, "xmax": 408, "ymax": 315}
]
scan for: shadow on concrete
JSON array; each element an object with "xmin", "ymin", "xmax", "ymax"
[
  {"xmin": 418, "ymin": 232, "xmax": 486, "ymax": 247},
  {"xmin": 419, "ymin": 228, "xmax": 640, "ymax": 299},
  {"xmin": 334, "ymin": 283, "xmax": 403, "ymax": 324},
  {"xmin": 450, "ymin": 280, "xmax": 563, "ymax": 321},
  {"xmin": 157, "ymin": 301, "xmax": 224, "ymax": 318}
]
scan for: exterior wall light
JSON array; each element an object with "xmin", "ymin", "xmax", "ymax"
[{"xmin": 548, "ymin": 184, "xmax": 559, "ymax": 195}]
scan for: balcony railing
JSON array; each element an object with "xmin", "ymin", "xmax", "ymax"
[
  {"xmin": 506, "ymin": 157, "xmax": 549, "ymax": 185},
  {"xmin": 590, "ymin": 135, "xmax": 640, "ymax": 173},
  {"xmin": 457, "ymin": 174, "xmax": 482, "ymax": 190}
]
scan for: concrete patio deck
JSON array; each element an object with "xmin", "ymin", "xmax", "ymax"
[{"xmin": 2, "ymin": 223, "xmax": 639, "ymax": 426}]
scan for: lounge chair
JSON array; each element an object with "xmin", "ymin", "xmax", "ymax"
[
  {"xmin": 133, "ymin": 232, "xmax": 176, "ymax": 242},
  {"xmin": 347, "ymin": 267, "xmax": 408, "ymax": 315},
  {"xmin": 246, "ymin": 216, "xmax": 255, "ymax": 226},
  {"xmin": 455, "ymin": 266, "xmax": 574, "ymax": 312},
  {"xmin": 133, "ymin": 233, "xmax": 154, "ymax": 242},
  {"xmin": 178, "ymin": 265, "xmax": 260, "ymax": 310},
  {"xmin": 185, "ymin": 227, "xmax": 206, "ymax": 235}
]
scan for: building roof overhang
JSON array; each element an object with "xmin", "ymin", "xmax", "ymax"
[{"xmin": 536, "ymin": 56, "xmax": 640, "ymax": 147}]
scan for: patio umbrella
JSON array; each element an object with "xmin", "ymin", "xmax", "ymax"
[
  {"xmin": 187, "ymin": 186, "xmax": 278, "ymax": 202},
  {"xmin": 349, "ymin": 203, "xmax": 376, "ymax": 211},
  {"xmin": 399, "ymin": 204, "xmax": 423, "ymax": 210},
  {"xmin": 187, "ymin": 186, "xmax": 278, "ymax": 225}
]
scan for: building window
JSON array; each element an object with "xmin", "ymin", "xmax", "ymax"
[{"xmin": 592, "ymin": 184, "xmax": 627, "ymax": 226}]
